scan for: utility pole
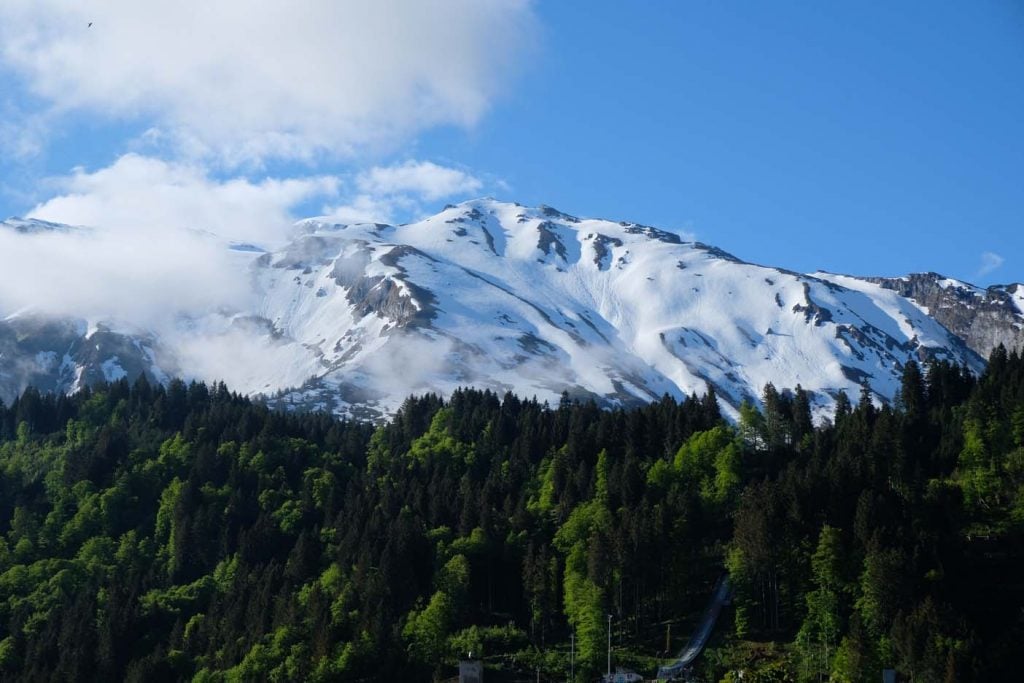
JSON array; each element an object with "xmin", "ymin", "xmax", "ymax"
[
  {"xmin": 607, "ymin": 613, "xmax": 613, "ymax": 679},
  {"xmin": 570, "ymin": 631, "xmax": 575, "ymax": 682}
]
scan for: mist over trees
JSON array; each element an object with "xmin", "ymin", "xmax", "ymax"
[{"xmin": 0, "ymin": 348, "xmax": 1021, "ymax": 681}]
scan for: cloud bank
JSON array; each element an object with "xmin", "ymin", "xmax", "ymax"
[
  {"xmin": 0, "ymin": 216, "xmax": 250, "ymax": 326},
  {"xmin": 0, "ymin": 155, "xmax": 486, "ymax": 325},
  {"xmin": 29, "ymin": 154, "xmax": 339, "ymax": 245},
  {"xmin": 0, "ymin": 0, "xmax": 536, "ymax": 164}
]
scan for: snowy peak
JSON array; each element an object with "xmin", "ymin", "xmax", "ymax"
[
  {"xmin": 0, "ymin": 201, "xmax": 1006, "ymax": 421},
  {"xmin": 248, "ymin": 200, "xmax": 985, "ymax": 419}
]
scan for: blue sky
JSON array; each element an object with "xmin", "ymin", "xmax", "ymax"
[{"xmin": 1, "ymin": 0, "xmax": 1021, "ymax": 285}]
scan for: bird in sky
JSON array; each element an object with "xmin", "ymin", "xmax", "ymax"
[{"xmin": 88, "ymin": 22, "xmax": 93, "ymax": 28}]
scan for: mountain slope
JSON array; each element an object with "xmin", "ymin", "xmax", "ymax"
[{"xmin": 0, "ymin": 202, "xmax": 1009, "ymax": 419}]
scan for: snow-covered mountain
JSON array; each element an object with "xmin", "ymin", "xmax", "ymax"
[{"xmin": 1, "ymin": 200, "xmax": 1018, "ymax": 420}]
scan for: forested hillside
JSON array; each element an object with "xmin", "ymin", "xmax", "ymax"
[{"xmin": 0, "ymin": 348, "xmax": 1022, "ymax": 681}]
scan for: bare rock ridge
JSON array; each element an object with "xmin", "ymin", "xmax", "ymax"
[{"xmin": 862, "ymin": 273, "xmax": 1024, "ymax": 359}]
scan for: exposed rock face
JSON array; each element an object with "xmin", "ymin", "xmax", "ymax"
[
  {"xmin": 863, "ymin": 273, "xmax": 1024, "ymax": 359},
  {"xmin": 0, "ymin": 316, "xmax": 165, "ymax": 404}
]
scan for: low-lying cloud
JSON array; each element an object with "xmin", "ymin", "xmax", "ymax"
[
  {"xmin": 0, "ymin": 215, "xmax": 252, "ymax": 327},
  {"xmin": 30, "ymin": 154, "xmax": 339, "ymax": 245},
  {"xmin": 0, "ymin": 154, "xmax": 489, "ymax": 329},
  {"xmin": 0, "ymin": 154, "xmax": 340, "ymax": 326}
]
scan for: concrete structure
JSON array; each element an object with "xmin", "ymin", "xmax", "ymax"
[{"xmin": 459, "ymin": 659, "xmax": 483, "ymax": 683}]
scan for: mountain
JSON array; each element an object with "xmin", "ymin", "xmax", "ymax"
[{"xmin": 0, "ymin": 201, "xmax": 1017, "ymax": 419}]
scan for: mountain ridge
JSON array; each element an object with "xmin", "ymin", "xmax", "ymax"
[{"xmin": 1, "ymin": 200, "xmax": 1019, "ymax": 420}]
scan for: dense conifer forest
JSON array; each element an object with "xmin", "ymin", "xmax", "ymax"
[{"xmin": 0, "ymin": 348, "xmax": 1022, "ymax": 681}]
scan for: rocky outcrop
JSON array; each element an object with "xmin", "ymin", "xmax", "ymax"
[
  {"xmin": 864, "ymin": 273, "xmax": 1024, "ymax": 359},
  {"xmin": 0, "ymin": 316, "xmax": 163, "ymax": 403}
]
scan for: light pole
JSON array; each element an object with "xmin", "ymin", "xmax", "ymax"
[
  {"xmin": 606, "ymin": 613, "xmax": 613, "ymax": 679},
  {"xmin": 570, "ymin": 631, "xmax": 575, "ymax": 682}
]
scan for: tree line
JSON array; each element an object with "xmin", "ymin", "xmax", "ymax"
[{"xmin": 0, "ymin": 347, "xmax": 1020, "ymax": 681}]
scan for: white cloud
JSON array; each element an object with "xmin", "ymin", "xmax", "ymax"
[
  {"xmin": 324, "ymin": 160, "xmax": 485, "ymax": 224},
  {"xmin": 0, "ymin": 153, "xmax": 488, "ymax": 327},
  {"xmin": 977, "ymin": 251, "xmax": 1004, "ymax": 278},
  {"xmin": 322, "ymin": 194, "xmax": 407, "ymax": 225},
  {"xmin": 21, "ymin": 154, "xmax": 486, "ymax": 240},
  {"xmin": 0, "ymin": 154, "xmax": 341, "ymax": 327},
  {"xmin": 0, "ymin": 218, "xmax": 249, "ymax": 326},
  {"xmin": 357, "ymin": 160, "xmax": 483, "ymax": 200},
  {"xmin": 29, "ymin": 153, "xmax": 339, "ymax": 245},
  {"xmin": 0, "ymin": 0, "xmax": 536, "ymax": 164}
]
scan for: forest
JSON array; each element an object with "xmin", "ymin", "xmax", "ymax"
[{"xmin": 0, "ymin": 346, "xmax": 1022, "ymax": 682}]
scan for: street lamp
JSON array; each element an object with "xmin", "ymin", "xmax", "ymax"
[{"xmin": 607, "ymin": 614, "xmax": 613, "ymax": 679}]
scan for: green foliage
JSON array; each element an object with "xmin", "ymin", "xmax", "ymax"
[
  {"xmin": 553, "ymin": 499, "xmax": 609, "ymax": 552},
  {"xmin": 407, "ymin": 408, "xmax": 474, "ymax": 467},
  {"xmin": 738, "ymin": 400, "xmax": 767, "ymax": 450},
  {"xmin": 0, "ymin": 353, "xmax": 1019, "ymax": 680},
  {"xmin": 561, "ymin": 543, "xmax": 605, "ymax": 673},
  {"xmin": 140, "ymin": 574, "xmax": 216, "ymax": 616},
  {"xmin": 796, "ymin": 526, "xmax": 847, "ymax": 680},
  {"xmin": 448, "ymin": 623, "xmax": 527, "ymax": 658},
  {"xmin": 674, "ymin": 426, "xmax": 743, "ymax": 506},
  {"xmin": 403, "ymin": 590, "xmax": 453, "ymax": 666},
  {"xmin": 830, "ymin": 629, "xmax": 877, "ymax": 683},
  {"xmin": 528, "ymin": 446, "xmax": 565, "ymax": 515},
  {"xmin": 855, "ymin": 546, "xmax": 905, "ymax": 643},
  {"xmin": 439, "ymin": 553, "xmax": 470, "ymax": 607}
]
